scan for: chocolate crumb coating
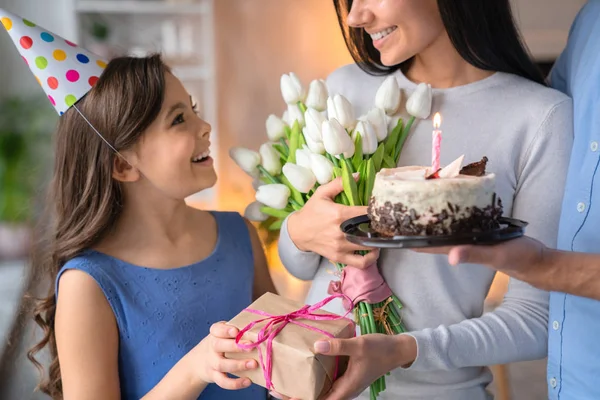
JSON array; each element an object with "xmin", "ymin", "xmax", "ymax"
[
  {"xmin": 367, "ymin": 194, "xmax": 503, "ymax": 237},
  {"xmin": 460, "ymin": 156, "xmax": 488, "ymax": 177}
]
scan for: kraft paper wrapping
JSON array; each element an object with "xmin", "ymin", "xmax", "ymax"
[{"xmin": 225, "ymin": 292, "xmax": 355, "ymax": 400}]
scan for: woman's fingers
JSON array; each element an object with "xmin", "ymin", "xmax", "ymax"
[{"xmin": 339, "ymin": 253, "xmax": 377, "ymax": 269}]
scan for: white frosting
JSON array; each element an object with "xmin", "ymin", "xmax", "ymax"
[{"xmin": 370, "ymin": 165, "xmax": 496, "ymax": 226}]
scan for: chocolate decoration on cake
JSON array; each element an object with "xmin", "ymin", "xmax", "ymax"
[
  {"xmin": 459, "ymin": 156, "xmax": 488, "ymax": 177},
  {"xmin": 368, "ymin": 196, "xmax": 503, "ymax": 237}
]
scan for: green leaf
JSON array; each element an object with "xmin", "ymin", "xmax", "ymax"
[
  {"xmin": 372, "ymin": 143, "xmax": 385, "ymax": 171},
  {"xmin": 341, "ymin": 156, "xmax": 359, "ymax": 206},
  {"xmin": 280, "ymin": 174, "xmax": 305, "ymax": 206},
  {"xmin": 297, "ymin": 101, "xmax": 307, "ymax": 114},
  {"xmin": 333, "ymin": 166, "xmax": 342, "ymax": 179},
  {"xmin": 339, "ymin": 192, "xmax": 349, "ymax": 206},
  {"xmin": 383, "ymin": 154, "xmax": 396, "ymax": 169},
  {"xmin": 384, "ymin": 118, "xmax": 404, "ymax": 158},
  {"xmin": 260, "ymin": 206, "xmax": 291, "ymax": 219},
  {"xmin": 364, "ymin": 159, "xmax": 376, "ymax": 205},
  {"xmin": 287, "ymin": 121, "xmax": 301, "ymax": 164},
  {"xmin": 357, "ymin": 162, "xmax": 367, "ymax": 206},
  {"xmin": 352, "ymin": 133, "xmax": 363, "ymax": 170},
  {"xmin": 298, "ymin": 130, "xmax": 307, "ymax": 149},
  {"xmin": 284, "ymin": 125, "xmax": 292, "ymax": 140},
  {"xmin": 272, "ymin": 143, "xmax": 288, "ymax": 159},
  {"xmin": 394, "ymin": 115, "xmax": 415, "ymax": 162},
  {"xmin": 268, "ymin": 219, "xmax": 284, "ymax": 231}
]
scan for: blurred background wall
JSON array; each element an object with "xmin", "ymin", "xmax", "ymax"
[{"xmin": 0, "ymin": 0, "xmax": 588, "ymax": 398}]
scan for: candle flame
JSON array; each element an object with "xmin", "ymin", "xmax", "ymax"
[{"xmin": 433, "ymin": 112, "xmax": 442, "ymax": 129}]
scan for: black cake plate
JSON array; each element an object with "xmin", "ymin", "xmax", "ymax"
[{"xmin": 341, "ymin": 215, "xmax": 528, "ymax": 249}]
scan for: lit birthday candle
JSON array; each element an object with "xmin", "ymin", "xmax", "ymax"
[{"xmin": 432, "ymin": 112, "xmax": 442, "ymax": 172}]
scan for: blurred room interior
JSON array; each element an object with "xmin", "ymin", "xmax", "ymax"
[{"xmin": 0, "ymin": 0, "xmax": 587, "ymax": 398}]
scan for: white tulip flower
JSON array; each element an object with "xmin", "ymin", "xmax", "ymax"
[
  {"xmin": 375, "ymin": 75, "xmax": 401, "ymax": 115},
  {"xmin": 259, "ymin": 143, "xmax": 282, "ymax": 176},
  {"xmin": 244, "ymin": 201, "xmax": 269, "ymax": 222},
  {"xmin": 282, "ymin": 163, "xmax": 317, "ymax": 193},
  {"xmin": 280, "ymin": 72, "xmax": 306, "ymax": 105},
  {"xmin": 255, "ymin": 184, "xmax": 291, "ymax": 210},
  {"xmin": 406, "ymin": 82, "xmax": 433, "ymax": 119},
  {"xmin": 326, "ymin": 94, "xmax": 356, "ymax": 130},
  {"xmin": 322, "ymin": 118, "xmax": 355, "ymax": 158},
  {"xmin": 305, "ymin": 79, "xmax": 328, "ymax": 111},
  {"xmin": 229, "ymin": 147, "xmax": 261, "ymax": 176}
]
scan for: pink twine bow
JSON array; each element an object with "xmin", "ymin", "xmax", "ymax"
[
  {"xmin": 327, "ymin": 263, "xmax": 393, "ymax": 311},
  {"xmin": 235, "ymin": 294, "xmax": 355, "ymax": 391}
]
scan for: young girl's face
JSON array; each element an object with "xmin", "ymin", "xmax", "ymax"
[{"xmin": 127, "ymin": 72, "xmax": 216, "ymax": 199}]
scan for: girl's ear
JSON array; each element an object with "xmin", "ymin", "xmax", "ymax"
[{"xmin": 112, "ymin": 154, "xmax": 140, "ymax": 183}]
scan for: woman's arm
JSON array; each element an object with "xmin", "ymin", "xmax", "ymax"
[
  {"xmin": 56, "ymin": 270, "xmax": 257, "ymax": 400},
  {"xmin": 313, "ymin": 98, "xmax": 575, "ymax": 389},
  {"xmin": 244, "ymin": 218, "xmax": 278, "ymax": 299},
  {"xmin": 277, "ymin": 214, "xmax": 323, "ymax": 281}
]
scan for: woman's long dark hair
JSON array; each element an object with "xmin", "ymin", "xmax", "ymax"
[{"xmin": 333, "ymin": 0, "xmax": 546, "ymax": 85}]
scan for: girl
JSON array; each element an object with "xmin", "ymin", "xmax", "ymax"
[
  {"xmin": 28, "ymin": 54, "xmax": 275, "ymax": 400},
  {"xmin": 278, "ymin": 1, "xmax": 574, "ymax": 399}
]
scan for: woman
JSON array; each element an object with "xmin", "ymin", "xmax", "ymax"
[{"xmin": 277, "ymin": 1, "xmax": 573, "ymax": 399}]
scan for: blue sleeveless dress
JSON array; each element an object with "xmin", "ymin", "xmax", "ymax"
[{"xmin": 55, "ymin": 211, "xmax": 268, "ymax": 400}]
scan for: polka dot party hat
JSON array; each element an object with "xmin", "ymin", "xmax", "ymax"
[{"xmin": 0, "ymin": 8, "xmax": 108, "ymax": 115}]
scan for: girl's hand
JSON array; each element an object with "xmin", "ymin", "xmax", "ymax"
[
  {"xmin": 190, "ymin": 322, "xmax": 259, "ymax": 390},
  {"xmin": 287, "ymin": 176, "xmax": 379, "ymax": 268}
]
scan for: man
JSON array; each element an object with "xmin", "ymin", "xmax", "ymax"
[{"xmin": 313, "ymin": 2, "xmax": 600, "ymax": 399}]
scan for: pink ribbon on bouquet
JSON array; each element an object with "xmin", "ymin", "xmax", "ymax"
[
  {"xmin": 235, "ymin": 294, "xmax": 355, "ymax": 391},
  {"xmin": 327, "ymin": 263, "xmax": 393, "ymax": 311}
]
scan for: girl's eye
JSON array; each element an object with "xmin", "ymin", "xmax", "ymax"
[{"xmin": 172, "ymin": 113, "xmax": 185, "ymax": 126}]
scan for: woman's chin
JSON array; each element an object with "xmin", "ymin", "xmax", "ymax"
[{"xmin": 379, "ymin": 51, "xmax": 412, "ymax": 67}]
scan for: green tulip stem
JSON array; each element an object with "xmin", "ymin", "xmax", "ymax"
[{"xmin": 257, "ymin": 165, "xmax": 279, "ymax": 184}]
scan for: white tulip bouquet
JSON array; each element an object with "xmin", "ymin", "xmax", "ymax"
[{"xmin": 231, "ymin": 72, "xmax": 432, "ymax": 399}]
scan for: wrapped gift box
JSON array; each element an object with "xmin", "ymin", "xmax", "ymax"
[{"xmin": 225, "ymin": 292, "xmax": 355, "ymax": 400}]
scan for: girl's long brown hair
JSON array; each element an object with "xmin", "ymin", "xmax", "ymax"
[{"xmin": 27, "ymin": 54, "xmax": 170, "ymax": 398}]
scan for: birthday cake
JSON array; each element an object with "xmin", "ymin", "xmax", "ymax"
[{"xmin": 367, "ymin": 156, "xmax": 503, "ymax": 237}]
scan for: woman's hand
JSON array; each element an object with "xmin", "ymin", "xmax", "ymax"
[
  {"xmin": 187, "ymin": 322, "xmax": 258, "ymax": 390},
  {"xmin": 314, "ymin": 334, "xmax": 417, "ymax": 400},
  {"xmin": 286, "ymin": 176, "xmax": 379, "ymax": 268}
]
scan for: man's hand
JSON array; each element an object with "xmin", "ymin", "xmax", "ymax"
[
  {"xmin": 417, "ymin": 236, "xmax": 550, "ymax": 285},
  {"xmin": 314, "ymin": 334, "xmax": 417, "ymax": 400}
]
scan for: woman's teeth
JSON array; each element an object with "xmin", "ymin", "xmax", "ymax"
[
  {"xmin": 192, "ymin": 149, "xmax": 210, "ymax": 162},
  {"xmin": 371, "ymin": 26, "xmax": 397, "ymax": 41}
]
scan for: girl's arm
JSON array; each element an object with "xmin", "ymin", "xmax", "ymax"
[
  {"xmin": 244, "ymin": 218, "xmax": 278, "ymax": 299},
  {"xmin": 56, "ymin": 270, "xmax": 257, "ymax": 400},
  {"xmin": 55, "ymin": 270, "xmax": 121, "ymax": 400}
]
